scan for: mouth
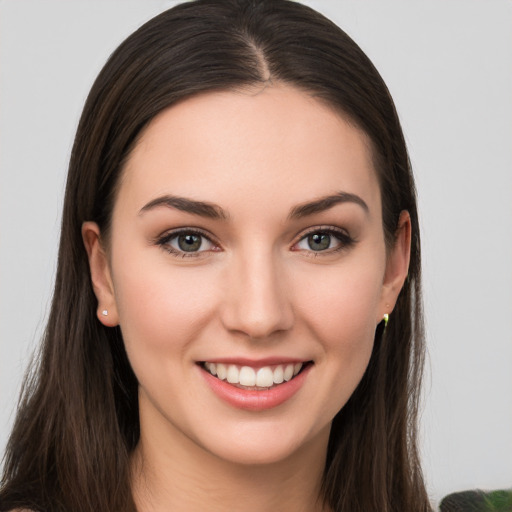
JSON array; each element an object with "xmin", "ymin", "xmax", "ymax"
[
  {"xmin": 198, "ymin": 359, "xmax": 313, "ymax": 411},
  {"xmin": 200, "ymin": 361, "xmax": 311, "ymax": 391}
]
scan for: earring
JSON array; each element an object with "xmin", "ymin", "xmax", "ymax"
[
  {"xmin": 102, "ymin": 309, "xmax": 108, "ymax": 316},
  {"xmin": 383, "ymin": 313, "xmax": 389, "ymax": 327}
]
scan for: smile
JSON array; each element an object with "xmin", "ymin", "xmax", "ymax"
[
  {"xmin": 199, "ymin": 360, "xmax": 313, "ymax": 410},
  {"xmin": 202, "ymin": 362, "xmax": 304, "ymax": 389}
]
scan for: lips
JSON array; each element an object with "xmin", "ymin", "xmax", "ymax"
[{"xmin": 199, "ymin": 359, "xmax": 312, "ymax": 410}]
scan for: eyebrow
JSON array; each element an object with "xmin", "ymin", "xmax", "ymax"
[
  {"xmin": 288, "ymin": 192, "xmax": 369, "ymax": 219},
  {"xmin": 139, "ymin": 191, "xmax": 368, "ymax": 220},
  {"xmin": 139, "ymin": 195, "xmax": 229, "ymax": 219}
]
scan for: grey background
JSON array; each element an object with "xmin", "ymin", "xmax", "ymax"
[{"xmin": 1, "ymin": 0, "xmax": 511, "ymax": 506}]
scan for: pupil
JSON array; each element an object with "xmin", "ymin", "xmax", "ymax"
[
  {"xmin": 308, "ymin": 233, "xmax": 330, "ymax": 251},
  {"xmin": 178, "ymin": 234, "xmax": 201, "ymax": 252}
]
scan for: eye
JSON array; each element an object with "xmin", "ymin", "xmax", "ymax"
[
  {"xmin": 294, "ymin": 227, "xmax": 355, "ymax": 254},
  {"xmin": 156, "ymin": 229, "xmax": 217, "ymax": 257}
]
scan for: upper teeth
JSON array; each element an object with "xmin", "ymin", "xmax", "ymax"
[{"xmin": 204, "ymin": 362, "xmax": 303, "ymax": 387}]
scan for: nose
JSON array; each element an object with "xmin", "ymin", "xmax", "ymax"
[{"xmin": 220, "ymin": 249, "xmax": 294, "ymax": 340}]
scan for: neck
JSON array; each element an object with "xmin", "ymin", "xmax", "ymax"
[{"xmin": 131, "ymin": 415, "xmax": 330, "ymax": 512}]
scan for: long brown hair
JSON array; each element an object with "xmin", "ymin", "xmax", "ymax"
[{"xmin": 0, "ymin": 1, "xmax": 431, "ymax": 510}]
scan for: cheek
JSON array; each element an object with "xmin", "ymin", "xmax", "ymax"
[
  {"xmin": 298, "ymin": 261, "xmax": 383, "ymax": 339},
  {"xmin": 111, "ymin": 255, "xmax": 218, "ymax": 362},
  {"xmin": 293, "ymin": 255, "xmax": 384, "ymax": 391}
]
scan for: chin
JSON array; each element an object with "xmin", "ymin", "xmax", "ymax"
[{"xmin": 194, "ymin": 418, "xmax": 330, "ymax": 467}]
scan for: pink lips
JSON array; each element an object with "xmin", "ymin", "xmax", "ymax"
[{"xmin": 199, "ymin": 360, "xmax": 312, "ymax": 411}]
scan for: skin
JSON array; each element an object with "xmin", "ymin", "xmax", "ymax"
[{"xmin": 83, "ymin": 84, "xmax": 410, "ymax": 512}]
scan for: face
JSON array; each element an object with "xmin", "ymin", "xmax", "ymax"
[{"xmin": 84, "ymin": 84, "xmax": 409, "ymax": 467}]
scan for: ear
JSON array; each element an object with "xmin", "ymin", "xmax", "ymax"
[
  {"xmin": 82, "ymin": 221, "xmax": 119, "ymax": 327},
  {"xmin": 379, "ymin": 211, "xmax": 411, "ymax": 320}
]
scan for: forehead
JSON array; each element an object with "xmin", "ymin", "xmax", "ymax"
[{"xmin": 118, "ymin": 84, "xmax": 381, "ymax": 219}]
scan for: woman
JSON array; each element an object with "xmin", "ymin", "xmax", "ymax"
[{"xmin": 0, "ymin": 0, "xmax": 431, "ymax": 510}]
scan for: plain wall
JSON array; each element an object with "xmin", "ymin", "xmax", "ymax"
[{"xmin": 1, "ymin": 0, "xmax": 511, "ymax": 506}]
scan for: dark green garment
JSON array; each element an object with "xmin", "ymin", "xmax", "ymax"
[{"xmin": 440, "ymin": 489, "xmax": 512, "ymax": 512}]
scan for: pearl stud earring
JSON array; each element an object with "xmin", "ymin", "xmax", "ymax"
[{"xmin": 102, "ymin": 310, "xmax": 108, "ymax": 316}]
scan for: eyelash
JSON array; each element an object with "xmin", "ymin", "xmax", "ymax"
[
  {"xmin": 155, "ymin": 228, "xmax": 219, "ymax": 258},
  {"xmin": 154, "ymin": 226, "xmax": 356, "ymax": 258},
  {"xmin": 293, "ymin": 226, "xmax": 356, "ymax": 257}
]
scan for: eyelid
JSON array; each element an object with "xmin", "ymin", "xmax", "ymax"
[
  {"xmin": 291, "ymin": 225, "xmax": 356, "ymax": 254},
  {"xmin": 153, "ymin": 224, "xmax": 355, "ymax": 258},
  {"xmin": 293, "ymin": 225, "xmax": 351, "ymax": 243},
  {"xmin": 296, "ymin": 224, "xmax": 350, "ymax": 238},
  {"xmin": 154, "ymin": 227, "xmax": 221, "ymax": 257}
]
